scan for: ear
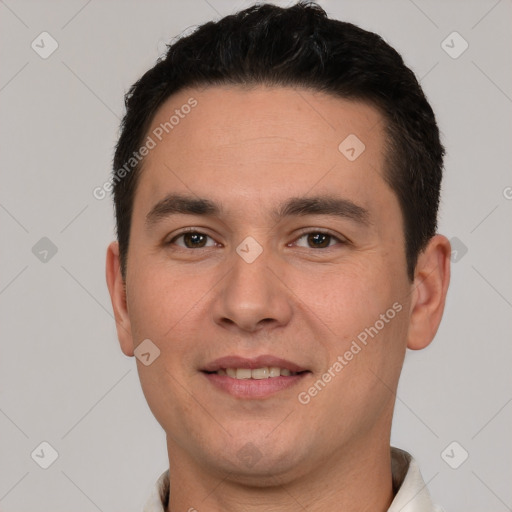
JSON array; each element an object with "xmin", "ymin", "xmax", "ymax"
[
  {"xmin": 407, "ymin": 234, "xmax": 451, "ymax": 350},
  {"xmin": 105, "ymin": 241, "xmax": 134, "ymax": 357}
]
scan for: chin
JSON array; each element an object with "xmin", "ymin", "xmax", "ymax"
[{"xmin": 201, "ymin": 437, "xmax": 310, "ymax": 485}]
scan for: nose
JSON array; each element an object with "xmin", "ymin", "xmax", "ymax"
[{"xmin": 211, "ymin": 244, "xmax": 293, "ymax": 334}]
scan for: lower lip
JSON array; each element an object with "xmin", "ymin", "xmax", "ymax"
[{"xmin": 202, "ymin": 372, "xmax": 309, "ymax": 399}]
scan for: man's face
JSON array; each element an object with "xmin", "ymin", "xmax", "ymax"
[{"xmin": 119, "ymin": 85, "xmax": 414, "ymax": 482}]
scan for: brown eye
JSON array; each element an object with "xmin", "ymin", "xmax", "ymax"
[
  {"xmin": 169, "ymin": 231, "xmax": 216, "ymax": 249},
  {"xmin": 183, "ymin": 232, "xmax": 207, "ymax": 248},
  {"xmin": 307, "ymin": 232, "xmax": 331, "ymax": 248},
  {"xmin": 294, "ymin": 231, "xmax": 343, "ymax": 249}
]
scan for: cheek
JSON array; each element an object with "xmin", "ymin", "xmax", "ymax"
[
  {"xmin": 301, "ymin": 300, "xmax": 408, "ymax": 439},
  {"xmin": 288, "ymin": 260, "xmax": 396, "ymax": 341},
  {"xmin": 291, "ymin": 258, "xmax": 408, "ymax": 402},
  {"xmin": 127, "ymin": 261, "xmax": 209, "ymax": 343},
  {"xmin": 126, "ymin": 268, "xmax": 208, "ymax": 430}
]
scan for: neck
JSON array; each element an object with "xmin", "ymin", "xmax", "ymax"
[{"xmin": 165, "ymin": 428, "xmax": 394, "ymax": 512}]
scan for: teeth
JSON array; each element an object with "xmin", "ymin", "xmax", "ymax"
[
  {"xmin": 216, "ymin": 367, "xmax": 299, "ymax": 379},
  {"xmin": 269, "ymin": 366, "xmax": 281, "ymax": 377},
  {"xmin": 251, "ymin": 367, "xmax": 269, "ymax": 379},
  {"xmin": 236, "ymin": 368, "xmax": 252, "ymax": 379}
]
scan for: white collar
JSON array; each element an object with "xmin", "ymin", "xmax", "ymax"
[{"xmin": 143, "ymin": 447, "xmax": 442, "ymax": 512}]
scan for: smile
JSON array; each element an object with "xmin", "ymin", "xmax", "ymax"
[
  {"xmin": 209, "ymin": 367, "xmax": 301, "ymax": 379},
  {"xmin": 201, "ymin": 364, "xmax": 310, "ymax": 399}
]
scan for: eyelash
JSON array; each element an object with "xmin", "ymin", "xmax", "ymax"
[{"xmin": 166, "ymin": 228, "xmax": 348, "ymax": 250}]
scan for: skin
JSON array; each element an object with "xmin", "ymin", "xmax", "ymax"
[{"xmin": 106, "ymin": 85, "xmax": 451, "ymax": 512}]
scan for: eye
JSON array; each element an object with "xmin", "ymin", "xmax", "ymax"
[
  {"xmin": 168, "ymin": 230, "xmax": 218, "ymax": 249},
  {"xmin": 292, "ymin": 230, "xmax": 346, "ymax": 249},
  {"xmin": 166, "ymin": 229, "xmax": 346, "ymax": 250}
]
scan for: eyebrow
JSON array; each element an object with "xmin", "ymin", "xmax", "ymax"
[{"xmin": 145, "ymin": 193, "xmax": 370, "ymax": 228}]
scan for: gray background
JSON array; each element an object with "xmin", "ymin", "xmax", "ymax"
[{"xmin": 1, "ymin": 0, "xmax": 511, "ymax": 510}]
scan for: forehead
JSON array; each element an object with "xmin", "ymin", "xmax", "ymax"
[
  {"xmin": 147, "ymin": 84, "xmax": 384, "ymax": 159},
  {"xmin": 136, "ymin": 84, "xmax": 390, "ymax": 215}
]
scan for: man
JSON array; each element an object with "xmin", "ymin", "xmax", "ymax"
[{"xmin": 105, "ymin": 2, "xmax": 451, "ymax": 511}]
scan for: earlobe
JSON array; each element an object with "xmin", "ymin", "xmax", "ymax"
[
  {"xmin": 406, "ymin": 235, "xmax": 451, "ymax": 350},
  {"xmin": 105, "ymin": 241, "xmax": 134, "ymax": 357}
]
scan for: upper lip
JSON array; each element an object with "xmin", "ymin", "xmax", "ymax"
[{"xmin": 202, "ymin": 355, "xmax": 309, "ymax": 373}]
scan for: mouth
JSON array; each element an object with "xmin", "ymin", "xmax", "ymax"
[{"xmin": 201, "ymin": 355, "xmax": 311, "ymax": 399}]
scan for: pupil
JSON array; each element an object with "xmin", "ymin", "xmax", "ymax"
[
  {"xmin": 309, "ymin": 233, "xmax": 329, "ymax": 248},
  {"xmin": 185, "ymin": 233, "xmax": 205, "ymax": 248}
]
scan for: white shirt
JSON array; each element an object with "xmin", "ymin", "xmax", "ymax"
[{"xmin": 143, "ymin": 447, "xmax": 443, "ymax": 512}]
